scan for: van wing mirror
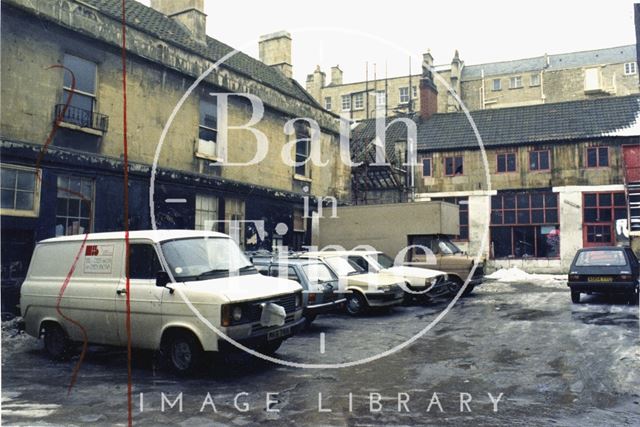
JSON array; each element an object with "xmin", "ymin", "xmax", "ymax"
[{"xmin": 156, "ymin": 271, "xmax": 171, "ymax": 288}]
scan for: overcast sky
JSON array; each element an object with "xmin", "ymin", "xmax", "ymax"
[{"xmin": 139, "ymin": 0, "xmax": 637, "ymax": 84}]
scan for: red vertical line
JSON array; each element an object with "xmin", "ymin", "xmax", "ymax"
[{"xmin": 120, "ymin": 1, "xmax": 133, "ymax": 426}]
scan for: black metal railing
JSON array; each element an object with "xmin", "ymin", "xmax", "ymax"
[{"xmin": 54, "ymin": 104, "xmax": 109, "ymax": 132}]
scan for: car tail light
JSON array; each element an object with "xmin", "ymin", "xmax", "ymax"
[
  {"xmin": 568, "ymin": 275, "xmax": 580, "ymax": 281},
  {"xmin": 308, "ymin": 292, "xmax": 316, "ymax": 303},
  {"xmin": 619, "ymin": 274, "xmax": 632, "ymax": 281}
]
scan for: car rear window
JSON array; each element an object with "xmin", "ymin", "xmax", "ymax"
[{"xmin": 575, "ymin": 250, "xmax": 627, "ymax": 267}]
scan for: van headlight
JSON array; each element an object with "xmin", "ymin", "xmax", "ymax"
[
  {"xmin": 232, "ymin": 306, "xmax": 243, "ymax": 321},
  {"xmin": 295, "ymin": 293, "xmax": 302, "ymax": 308},
  {"xmin": 378, "ymin": 285, "xmax": 392, "ymax": 292}
]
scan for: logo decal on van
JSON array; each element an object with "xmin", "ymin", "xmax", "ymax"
[{"xmin": 83, "ymin": 244, "xmax": 115, "ymax": 274}]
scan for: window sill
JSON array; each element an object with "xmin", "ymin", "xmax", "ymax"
[
  {"xmin": 58, "ymin": 121, "xmax": 104, "ymax": 136},
  {"xmin": 0, "ymin": 208, "xmax": 39, "ymax": 218},
  {"xmin": 293, "ymin": 174, "xmax": 312, "ymax": 183},
  {"xmin": 195, "ymin": 152, "xmax": 223, "ymax": 163}
]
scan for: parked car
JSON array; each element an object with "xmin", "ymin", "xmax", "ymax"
[
  {"xmin": 252, "ymin": 255, "xmax": 347, "ymax": 326},
  {"xmin": 20, "ymin": 230, "xmax": 304, "ymax": 374},
  {"xmin": 315, "ymin": 250, "xmax": 450, "ymax": 303},
  {"xmin": 567, "ymin": 246, "xmax": 640, "ymax": 304},
  {"xmin": 406, "ymin": 234, "xmax": 484, "ymax": 296},
  {"xmin": 300, "ymin": 252, "xmax": 405, "ymax": 315}
]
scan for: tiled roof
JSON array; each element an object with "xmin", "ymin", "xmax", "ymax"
[
  {"xmin": 81, "ymin": 0, "xmax": 319, "ymax": 107},
  {"xmin": 462, "ymin": 45, "xmax": 636, "ymax": 80},
  {"xmin": 351, "ymin": 95, "xmax": 640, "ymax": 152}
]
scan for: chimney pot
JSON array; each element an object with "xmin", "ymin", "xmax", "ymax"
[{"xmin": 150, "ymin": 0, "xmax": 207, "ymax": 44}]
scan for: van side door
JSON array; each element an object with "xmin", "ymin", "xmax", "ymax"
[{"xmin": 115, "ymin": 242, "xmax": 166, "ymax": 349}]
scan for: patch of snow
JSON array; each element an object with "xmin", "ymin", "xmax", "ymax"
[
  {"xmin": 485, "ymin": 267, "xmax": 566, "ymax": 284},
  {"xmin": 602, "ymin": 99, "xmax": 640, "ymax": 136}
]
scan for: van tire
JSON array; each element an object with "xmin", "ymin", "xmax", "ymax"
[
  {"xmin": 162, "ymin": 331, "xmax": 204, "ymax": 376},
  {"xmin": 447, "ymin": 277, "xmax": 463, "ymax": 295},
  {"xmin": 43, "ymin": 323, "xmax": 72, "ymax": 361},
  {"xmin": 346, "ymin": 291, "xmax": 367, "ymax": 316}
]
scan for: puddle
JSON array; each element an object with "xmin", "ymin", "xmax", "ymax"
[
  {"xmin": 571, "ymin": 311, "xmax": 638, "ymax": 327},
  {"xmin": 504, "ymin": 309, "xmax": 555, "ymax": 321}
]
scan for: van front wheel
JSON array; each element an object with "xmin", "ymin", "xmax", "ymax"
[
  {"xmin": 43, "ymin": 323, "xmax": 72, "ymax": 361},
  {"xmin": 163, "ymin": 332, "xmax": 203, "ymax": 375}
]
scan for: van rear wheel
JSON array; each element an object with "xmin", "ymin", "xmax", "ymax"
[
  {"xmin": 571, "ymin": 291, "xmax": 581, "ymax": 304},
  {"xmin": 43, "ymin": 323, "xmax": 72, "ymax": 361},
  {"xmin": 163, "ymin": 332, "xmax": 203, "ymax": 375},
  {"xmin": 346, "ymin": 292, "xmax": 367, "ymax": 316}
]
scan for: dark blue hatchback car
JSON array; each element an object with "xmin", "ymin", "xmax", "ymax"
[{"xmin": 568, "ymin": 246, "xmax": 639, "ymax": 304}]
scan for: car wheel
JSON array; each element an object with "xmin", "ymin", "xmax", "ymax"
[
  {"xmin": 304, "ymin": 314, "xmax": 317, "ymax": 328},
  {"xmin": 462, "ymin": 284, "xmax": 476, "ymax": 297},
  {"xmin": 346, "ymin": 292, "xmax": 367, "ymax": 316},
  {"xmin": 571, "ymin": 291, "xmax": 581, "ymax": 304},
  {"xmin": 43, "ymin": 323, "xmax": 72, "ymax": 361},
  {"xmin": 262, "ymin": 339, "xmax": 283, "ymax": 355},
  {"xmin": 447, "ymin": 277, "xmax": 463, "ymax": 296},
  {"xmin": 163, "ymin": 332, "xmax": 203, "ymax": 375},
  {"xmin": 629, "ymin": 289, "xmax": 639, "ymax": 305}
]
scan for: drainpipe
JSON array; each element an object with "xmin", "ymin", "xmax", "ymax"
[{"xmin": 480, "ymin": 69, "xmax": 486, "ymax": 109}]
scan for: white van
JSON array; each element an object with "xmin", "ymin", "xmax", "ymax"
[{"xmin": 20, "ymin": 230, "xmax": 304, "ymax": 374}]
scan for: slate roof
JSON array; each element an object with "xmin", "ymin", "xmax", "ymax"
[
  {"xmin": 351, "ymin": 95, "xmax": 640, "ymax": 152},
  {"xmin": 462, "ymin": 45, "xmax": 636, "ymax": 80},
  {"xmin": 80, "ymin": 0, "xmax": 319, "ymax": 107}
]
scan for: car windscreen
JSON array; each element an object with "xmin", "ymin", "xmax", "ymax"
[
  {"xmin": 574, "ymin": 250, "xmax": 627, "ymax": 267},
  {"xmin": 161, "ymin": 237, "xmax": 253, "ymax": 280},
  {"xmin": 437, "ymin": 238, "xmax": 462, "ymax": 255},
  {"xmin": 374, "ymin": 253, "xmax": 396, "ymax": 269},
  {"xmin": 324, "ymin": 257, "xmax": 362, "ymax": 276},
  {"xmin": 301, "ymin": 262, "xmax": 337, "ymax": 284}
]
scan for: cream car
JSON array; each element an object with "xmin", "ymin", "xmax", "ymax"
[
  {"xmin": 301, "ymin": 252, "xmax": 405, "ymax": 315},
  {"xmin": 326, "ymin": 250, "xmax": 451, "ymax": 303},
  {"xmin": 20, "ymin": 230, "xmax": 303, "ymax": 374}
]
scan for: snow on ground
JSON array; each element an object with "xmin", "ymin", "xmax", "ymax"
[
  {"xmin": 486, "ymin": 267, "xmax": 566, "ymax": 285},
  {"xmin": 1, "ymin": 317, "xmax": 40, "ymax": 362}
]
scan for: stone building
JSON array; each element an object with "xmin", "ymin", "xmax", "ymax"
[
  {"xmin": 0, "ymin": 0, "xmax": 350, "ymax": 293},
  {"xmin": 351, "ymin": 61, "xmax": 640, "ymax": 273},
  {"xmin": 308, "ymin": 45, "xmax": 638, "ymax": 120}
]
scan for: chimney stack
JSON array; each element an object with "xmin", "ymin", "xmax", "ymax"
[
  {"xmin": 330, "ymin": 65, "xmax": 343, "ymax": 85},
  {"xmin": 306, "ymin": 66, "xmax": 325, "ymax": 100},
  {"xmin": 150, "ymin": 0, "xmax": 207, "ymax": 44},
  {"xmin": 259, "ymin": 31, "xmax": 293, "ymax": 79},
  {"xmin": 419, "ymin": 50, "xmax": 438, "ymax": 120}
]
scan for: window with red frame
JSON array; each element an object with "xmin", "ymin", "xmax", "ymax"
[
  {"xmin": 497, "ymin": 152, "xmax": 517, "ymax": 173},
  {"xmin": 490, "ymin": 191, "xmax": 559, "ymax": 258},
  {"xmin": 582, "ymin": 192, "xmax": 626, "ymax": 246},
  {"xmin": 529, "ymin": 150, "xmax": 550, "ymax": 171},
  {"xmin": 586, "ymin": 146, "xmax": 609, "ymax": 168},
  {"xmin": 431, "ymin": 197, "xmax": 469, "ymax": 240},
  {"xmin": 444, "ymin": 156, "xmax": 463, "ymax": 176}
]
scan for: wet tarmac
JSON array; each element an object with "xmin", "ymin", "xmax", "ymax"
[{"xmin": 2, "ymin": 278, "xmax": 639, "ymax": 426}]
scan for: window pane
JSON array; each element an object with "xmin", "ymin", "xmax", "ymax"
[
  {"xmin": 422, "ymin": 159, "xmax": 431, "ymax": 176},
  {"xmin": 539, "ymin": 151, "xmax": 550, "ymax": 169},
  {"xmin": 68, "ymin": 199, "xmax": 80, "ymax": 216},
  {"xmin": 80, "ymin": 200, "xmax": 91, "ymax": 218},
  {"xmin": 587, "ymin": 148, "xmax": 597, "ymax": 167},
  {"xmin": 455, "ymin": 157, "xmax": 463, "ymax": 174},
  {"xmin": 507, "ymin": 153, "xmax": 516, "ymax": 171},
  {"xmin": 504, "ymin": 210, "xmax": 516, "ymax": 224},
  {"xmin": 614, "ymin": 208, "xmax": 627, "ymax": 220},
  {"xmin": 538, "ymin": 226, "xmax": 560, "ymax": 257},
  {"xmin": 199, "ymin": 98, "xmax": 217, "ymax": 128},
  {"xmin": 584, "ymin": 193, "xmax": 597, "ymax": 207},
  {"xmin": 15, "ymin": 192, "xmax": 33, "ymax": 210},
  {"xmin": 504, "ymin": 194, "xmax": 516, "ymax": 209},
  {"xmin": 532, "ymin": 209, "xmax": 544, "ymax": 223},
  {"xmin": 531, "ymin": 193, "xmax": 544, "ymax": 208},
  {"xmin": 491, "ymin": 196, "xmax": 502, "ymax": 209},
  {"xmin": 517, "ymin": 194, "xmax": 529, "ymax": 209},
  {"xmin": 491, "ymin": 210, "xmax": 503, "ymax": 224},
  {"xmin": 513, "ymin": 226, "xmax": 535, "ymax": 257},
  {"xmin": 1, "ymin": 189, "xmax": 14, "ymax": 209},
  {"xmin": 491, "ymin": 227, "xmax": 511, "ymax": 258},
  {"xmin": 497, "ymin": 154, "xmax": 505, "ymax": 172},
  {"xmin": 598, "ymin": 193, "xmax": 612, "ymax": 207},
  {"xmin": 445, "ymin": 158, "xmax": 453, "ymax": 175},
  {"xmin": 57, "ymin": 198, "xmax": 67, "ymax": 216},
  {"xmin": 598, "ymin": 208, "xmax": 611, "ymax": 222},
  {"xmin": 1, "ymin": 168, "xmax": 16, "ymax": 190},
  {"xmin": 81, "ymin": 180, "xmax": 92, "ymax": 200},
  {"xmin": 70, "ymin": 178, "xmax": 82, "ymax": 199},
  {"xmin": 613, "ymin": 192, "xmax": 626, "ymax": 206},
  {"xmin": 16, "ymin": 171, "xmax": 35, "ymax": 191},
  {"xmin": 545, "ymin": 209, "xmax": 558, "ymax": 223},
  {"xmin": 545, "ymin": 193, "xmax": 558, "ymax": 208},
  {"xmin": 517, "ymin": 210, "xmax": 530, "ymax": 224},
  {"xmin": 584, "ymin": 208, "xmax": 598, "ymax": 222},
  {"xmin": 63, "ymin": 90, "xmax": 93, "ymax": 115},
  {"xmin": 129, "ymin": 244, "xmax": 161, "ymax": 279},
  {"xmin": 529, "ymin": 152, "xmax": 538, "ymax": 170},
  {"xmin": 63, "ymin": 54, "xmax": 96, "ymax": 94},
  {"xmin": 598, "ymin": 147, "xmax": 608, "ymax": 166}
]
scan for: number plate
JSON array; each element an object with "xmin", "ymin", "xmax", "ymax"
[
  {"xmin": 587, "ymin": 276, "xmax": 613, "ymax": 282},
  {"xmin": 267, "ymin": 326, "xmax": 291, "ymax": 341}
]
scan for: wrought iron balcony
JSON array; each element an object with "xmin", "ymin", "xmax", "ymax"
[{"xmin": 54, "ymin": 104, "xmax": 109, "ymax": 133}]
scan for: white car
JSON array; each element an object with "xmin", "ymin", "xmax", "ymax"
[
  {"xmin": 310, "ymin": 250, "xmax": 451, "ymax": 303},
  {"xmin": 20, "ymin": 230, "xmax": 304, "ymax": 374}
]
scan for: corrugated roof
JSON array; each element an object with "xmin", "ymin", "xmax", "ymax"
[
  {"xmin": 351, "ymin": 95, "xmax": 640, "ymax": 152},
  {"xmin": 79, "ymin": 0, "xmax": 319, "ymax": 107},
  {"xmin": 461, "ymin": 45, "xmax": 636, "ymax": 80}
]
